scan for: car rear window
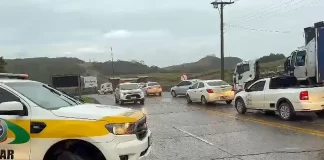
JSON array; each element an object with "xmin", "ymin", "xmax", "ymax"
[
  {"xmin": 207, "ymin": 80, "xmax": 229, "ymax": 86},
  {"xmin": 148, "ymin": 82, "xmax": 160, "ymax": 86}
]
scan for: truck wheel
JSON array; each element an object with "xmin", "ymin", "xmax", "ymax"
[
  {"xmin": 114, "ymin": 97, "xmax": 119, "ymax": 104},
  {"xmin": 186, "ymin": 94, "xmax": 192, "ymax": 103},
  {"xmin": 226, "ymin": 100, "xmax": 232, "ymax": 104},
  {"xmin": 171, "ymin": 91, "xmax": 177, "ymax": 97},
  {"xmin": 278, "ymin": 102, "xmax": 295, "ymax": 121},
  {"xmin": 56, "ymin": 151, "xmax": 86, "ymax": 160},
  {"xmin": 316, "ymin": 110, "xmax": 324, "ymax": 118},
  {"xmin": 201, "ymin": 96, "xmax": 208, "ymax": 105},
  {"xmin": 140, "ymin": 99, "xmax": 145, "ymax": 105},
  {"xmin": 119, "ymin": 100, "xmax": 124, "ymax": 105},
  {"xmin": 235, "ymin": 98, "xmax": 247, "ymax": 114}
]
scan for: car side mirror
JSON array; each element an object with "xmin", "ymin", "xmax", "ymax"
[
  {"xmin": 189, "ymin": 86, "xmax": 193, "ymax": 89},
  {"xmin": 245, "ymin": 88, "xmax": 251, "ymax": 92},
  {"xmin": 0, "ymin": 101, "xmax": 24, "ymax": 116}
]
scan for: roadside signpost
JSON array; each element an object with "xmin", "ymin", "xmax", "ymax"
[{"xmin": 181, "ymin": 74, "xmax": 188, "ymax": 81}]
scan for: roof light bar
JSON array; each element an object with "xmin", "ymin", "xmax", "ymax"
[{"xmin": 0, "ymin": 73, "xmax": 29, "ymax": 79}]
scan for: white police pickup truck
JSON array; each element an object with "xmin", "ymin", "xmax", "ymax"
[
  {"xmin": 234, "ymin": 76, "xmax": 324, "ymax": 121},
  {"xmin": 0, "ymin": 73, "xmax": 151, "ymax": 160}
]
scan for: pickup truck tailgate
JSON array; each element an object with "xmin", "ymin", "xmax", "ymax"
[{"xmin": 307, "ymin": 87, "xmax": 324, "ymax": 102}]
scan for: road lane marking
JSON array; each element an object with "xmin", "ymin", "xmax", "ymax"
[
  {"xmin": 173, "ymin": 126, "xmax": 215, "ymax": 146},
  {"xmin": 204, "ymin": 109, "xmax": 324, "ymax": 138}
]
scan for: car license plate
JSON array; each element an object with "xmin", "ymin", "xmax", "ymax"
[{"xmin": 131, "ymin": 96, "xmax": 136, "ymax": 99}]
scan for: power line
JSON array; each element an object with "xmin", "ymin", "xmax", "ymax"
[
  {"xmin": 227, "ymin": 0, "xmax": 288, "ymax": 24},
  {"xmin": 225, "ymin": 0, "xmax": 323, "ymax": 33},
  {"xmin": 231, "ymin": 0, "xmax": 307, "ymax": 25},
  {"xmin": 258, "ymin": 0, "xmax": 323, "ymax": 21},
  {"xmin": 225, "ymin": 24, "xmax": 301, "ymax": 34}
]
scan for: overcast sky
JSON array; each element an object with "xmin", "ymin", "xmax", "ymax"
[{"xmin": 1, "ymin": 0, "xmax": 323, "ymax": 67}]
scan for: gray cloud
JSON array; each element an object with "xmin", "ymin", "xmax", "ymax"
[{"xmin": 0, "ymin": 0, "xmax": 323, "ymax": 67}]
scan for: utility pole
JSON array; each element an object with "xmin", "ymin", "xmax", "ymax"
[
  {"xmin": 110, "ymin": 47, "xmax": 115, "ymax": 79},
  {"xmin": 211, "ymin": 0, "xmax": 234, "ymax": 80}
]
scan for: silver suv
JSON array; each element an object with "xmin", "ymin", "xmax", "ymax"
[{"xmin": 114, "ymin": 83, "xmax": 145, "ymax": 105}]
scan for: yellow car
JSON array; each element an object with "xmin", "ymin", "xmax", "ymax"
[{"xmin": 141, "ymin": 82, "xmax": 162, "ymax": 96}]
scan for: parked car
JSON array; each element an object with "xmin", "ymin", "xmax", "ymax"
[
  {"xmin": 114, "ymin": 83, "xmax": 145, "ymax": 105},
  {"xmin": 141, "ymin": 82, "xmax": 162, "ymax": 96},
  {"xmin": 234, "ymin": 76, "xmax": 324, "ymax": 121},
  {"xmin": 186, "ymin": 80, "xmax": 235, "ymax": 105},
  {"xmin": 170, "ymin": 79, "xmax": 200, "ymax": 97},
  {"xmin": 98, "ymin": 82, "xmax": 113, "ymax": 94}
]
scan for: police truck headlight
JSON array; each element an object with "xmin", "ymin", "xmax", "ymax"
[{"xmin": 105, "ymin": 123, "xmax": 136, "ymax": 135}]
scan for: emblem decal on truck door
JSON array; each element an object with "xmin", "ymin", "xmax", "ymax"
[
  {"xmin": 246, "ymin": 94, "xmax": 252, "ymax": 105},
  {"xmin": 0, "ymin": 119, "xmax": 30, "ymax": 144}
]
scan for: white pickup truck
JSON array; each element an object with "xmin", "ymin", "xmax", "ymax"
[{"xmin": 234, "ymin": 76, "xmax": 324, "ymax": 121}]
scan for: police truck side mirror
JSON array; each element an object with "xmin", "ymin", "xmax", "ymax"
[{"xmin": 0, "ymin": 101, "xmax": 24, "ymax": 116}]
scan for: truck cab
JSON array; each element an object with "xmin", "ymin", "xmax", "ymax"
[
  {"xmin": 284, "ymin": 21, "xmax": 324, "ymax": 84},
  {"xmin": 233, "ymin": 59, "xmax": 259, "ymax": 92}
]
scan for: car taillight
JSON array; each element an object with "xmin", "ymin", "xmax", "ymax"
[
  {"xmin": 231, "ymin": 88, "xmax": 235, "ymax": 91},
  {"xmin": 148, "ymin": 87, "xmax": 152, "ymax": 89},
  {"xmin": 299, "ymin": 91, "xmax": 309, "ymax": 100},
  {"xmin": 206, "ymin": 89, "xmax": 214, "ymax": 93}
]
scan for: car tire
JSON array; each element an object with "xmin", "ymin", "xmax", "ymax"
[
  {"xmin": 119, "ymin": 99, "xmax": 124, "ymax": 105},
  {"xmin": 186, "ymin": 94, "xmax": 192, "ymax": 103},
  {"xmin": 158, "ymin": 92, "xmax": 162, "ymax": 96},
  {"xmin": 235, "ymin": 98, "xmax": 247, "ymax": 114},
  {"xmin": 56, "ymin": 151, "xmax": 86, "ymax": 160},
  {"xmin": 171, "ymin": 90, "xmax": 177, "ymax": 97},
  {"xmin": 201, "ymin": 96, "xmax": 208, "ymax": 105},
  {"xmin": 226, "ymin": 100, "xmax": 232, "ymax": 104},
  {"xmin": 278, "ymin": 102, "xmax": 295, "ymax": 121},
  {"xmin": 140, "ymin": 99, "xmax": 145, "ymax": 105}
]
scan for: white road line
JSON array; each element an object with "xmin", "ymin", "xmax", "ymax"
[{"xmin": 173, "ymin": 126, "xmax": 214, "ymax": 146}]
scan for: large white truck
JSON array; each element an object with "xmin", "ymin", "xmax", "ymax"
[
  {"xmin": 233, "ymin": 21, "xmax": 324, "ymax": 92},
  {"xmin": 285, "ymin": 21, "xmax": 324, "ymax": 85}
]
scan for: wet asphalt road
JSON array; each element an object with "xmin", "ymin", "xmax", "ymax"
[{"xmin": 89, "ymin": 92, "xmax": 324, "ymax": 160}]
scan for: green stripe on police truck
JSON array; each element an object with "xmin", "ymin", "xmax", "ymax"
[{"xmin": 0, "ymin": 119, "xmax": 30, "ymax": 144}]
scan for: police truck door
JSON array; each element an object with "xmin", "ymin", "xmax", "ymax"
[{"xmin": 0, "ymin": 87, "xmax": 31, "ymax": 160}]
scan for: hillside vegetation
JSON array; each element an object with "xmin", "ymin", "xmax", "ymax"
[{"xmin": 1, "ymin": 53, "xmax": 286, "ymax": 88}]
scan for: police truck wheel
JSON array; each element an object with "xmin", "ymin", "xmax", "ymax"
[
  {"xmin": 56, "ymin": 151, "xmax": 86, "ymax": 160},
  {"xmin": 235, "ymin": 98, "xmax": 247, "ymax": 114}
]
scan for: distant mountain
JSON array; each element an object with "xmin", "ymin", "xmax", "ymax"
[
  {"xmin": 164, "ymin": 56, "xmax": 242, "ymax": 73},
  {"xmin": 4, "ymin": 57, "xmax": 164, "ymax": 85},
  {"xmin": 2, "ymin": 53, "xmax": 285, "ymax": 85}
]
